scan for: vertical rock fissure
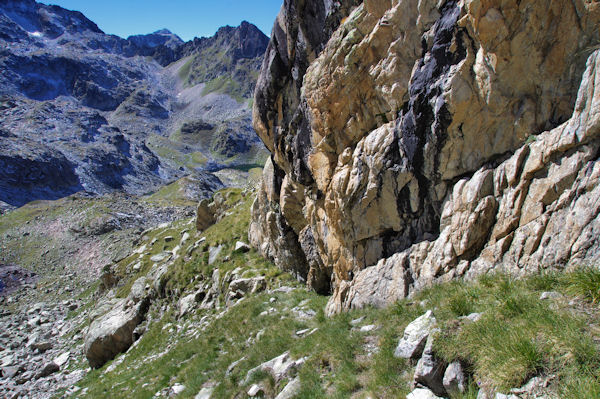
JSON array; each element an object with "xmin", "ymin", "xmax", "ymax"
[{"xmin": 392, "ymin": 0, "xmax": 467, "ymax": 248}]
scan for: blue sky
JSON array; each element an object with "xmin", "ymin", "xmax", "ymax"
[{"xmin": 39, "ymin": 0, "xmax": 283, "ymax": 40}]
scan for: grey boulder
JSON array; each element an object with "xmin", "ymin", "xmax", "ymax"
[
  {"xmin": 234, "ymin": 241, "xmax": 251, "ymax": 253},
  {"xmin": 194, "ymin": 386, "xmax": 215, "ymax": 399},
  {"xmin": 275, "ymin": 377, "xmax": 301, "ymax": 399},
  {"xmin": 413, "ymin": 334, "xmax": 447, "ymax": 397},
  {"xmin": 394, "ymin": 310, "xmax": 437, "ymax": 359},
  {"xmin": 84, "ymin": 296, "xmax": 149, "ymax": 368},
  {"xmin": 37, "ymin": 361, "xmax": 59, "ymax": 378},
  {"xmin": 443, "ymin": 360, "xmax": 466, "ymax": 396}
]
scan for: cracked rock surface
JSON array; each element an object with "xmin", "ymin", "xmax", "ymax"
[{"xmin": 249, "ymin": 0, "xmax": 600, "ymax": 313}]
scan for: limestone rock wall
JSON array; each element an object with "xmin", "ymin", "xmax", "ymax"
[{"xmin": 250, "ymin": 0, "xmax": 600, "ymax": 313}]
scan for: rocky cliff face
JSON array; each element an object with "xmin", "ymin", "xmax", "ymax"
[
  {"xmin": 250, "ymin": 0, "xmax": 600, "ymax": 313},
  {"xmin": 0, "ymin": 0, "xmax": 268, "ymax": 206}
]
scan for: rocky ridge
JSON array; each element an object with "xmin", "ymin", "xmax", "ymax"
[
  {"xmin": 0, "ymin": 0, "xmax": 268, "ymax": 207},
  {"xmin": 249, "ymin": 0, "xmax": 600, "ymax": 313}
]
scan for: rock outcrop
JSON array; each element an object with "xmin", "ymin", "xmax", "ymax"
[{"xmin": 250, "ymin": 0, "xmax": 600, "ymax": 313}]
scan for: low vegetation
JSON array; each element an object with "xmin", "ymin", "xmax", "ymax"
[
  {"xmin": 430, "ymin": 273, "xmax": 600, "ymax": 397},
  {"xmin": 65, "ymin": 186, "xmax": 600, "ymax": 399}
]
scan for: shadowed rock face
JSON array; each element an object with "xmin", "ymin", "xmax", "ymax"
[
  {"xmin": 249, "ymin": 0, "xmax": 362, "ymax": 294},
  {"xmin": 0, "ymin": 138, "xmax": 82, "ymax": 206},
  {"xmin": 249, "ymin": 0, "xmax": 600, "ymax": 312},
  {"xmin": 0, "ymin": 0, "xmax": 269, "ymax": 207}
]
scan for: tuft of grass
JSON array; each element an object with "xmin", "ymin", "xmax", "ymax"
[
  {"xmin": 524, "ymin": 270, "xmax": 561, "ymax": 292},
  {"xmin": 560, "ymin": 369, "xmax": 600, "ymax": 399},
  {"xmin": 561, "ymin": 266, "xmax": 600, "ymax": 303},
  {"xmin": 431, "ymin": 271, "xmax": 600, "ymax": 393}
]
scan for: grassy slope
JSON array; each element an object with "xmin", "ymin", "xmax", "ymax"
[
  {"xmin": 0, "ymin": 195, "xmax": 142, "ymax": 282},
  {"xmin": 144, "ymin": 177, "xmax": 203, "ymax": 208},
  {"xmin": 66, "ymin": 187, "xmax": 600, "ymax": 399},
  {"xmin": 177, "ymin": 46, "xmax": 260, "ymax": 102}
]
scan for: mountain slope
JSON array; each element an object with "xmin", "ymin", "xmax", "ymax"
[
  {"xmin": 3, "ymin": 185, "xmax": 598, "ymax": 398},
  {"xmin": 5, "ymin": 1, "xmax": 600, "ymax": 398},
  {"xmin": 0, "ymin": 0, "xmax": 268, "ymax": 207}
]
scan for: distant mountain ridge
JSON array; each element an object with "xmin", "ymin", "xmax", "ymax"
[{"xmin": 0, "ymin": 0, "xmax": 269, "ymax": 207}]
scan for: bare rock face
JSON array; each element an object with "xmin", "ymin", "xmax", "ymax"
[
  {"xmin": 249, "ymin": 157, "xmax": 311, "ymax": 285},
  {"xmin": 251, "ymin": 0, "xmax": 600, "ymax": 312},
  {"xmin": 196, "ymin": 199, "xmax": 216, "ymax": 231}
]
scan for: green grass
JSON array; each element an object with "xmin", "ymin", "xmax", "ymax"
[
  {"xmin": 201, "ymin": 76, "xmax": 245, "ymax": 103},
  {"xmin": 429, "ymin": 273, "xmax": 600, "ymax": 394},
  {"xmin": 148, "ymin": 122, "xmax": 268, "ymax": 174},
  {"xmin": 145, "ymin": 135, "xmax": 213, "ymax": 171},
  {"xmin": 183, "ymin": 45, "xmax": 259, "ymax": 100},
  {"xmin": 64, "ymin": 186, "xmax": 600, "ymax": 399},
  {"xmin": 73, "ymin": 188, "xmax": 413, "ymax": 398},
  {"xmin": 143, "ymin": 177, "xmax": 200, "ymax": 207},
  {"xmin": 561, "ymin": 266, "xmax": 600, "ymax": 303},
  {"xmin": 73, "ymin": 259, "xmax": 600, "ymax": 398},
  {"xmin": 75, "ymin": 287, "xmax": 408, "ymax": 399},
  {"xmin": 228, "ymin": 163, "xmax": 266, "ymax": 173},
  {"xmin": 162, "ymin": 188, "xmax": 276, "ymax": 294},
  {"xmin": 248, "ymin": 167, "xmax": 263, "ymax": 183},
  {"xmin": 0, "ymin": 195, "xmax": 137, "ymax": 279},
  {"xmin": 177, "ymin": 57, "xmax": 194, "ymax": 82},
  {"xmin": 113, "ymin": 217, "xmax": 192, "ymax": 298}
]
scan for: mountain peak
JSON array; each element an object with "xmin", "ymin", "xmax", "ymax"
[
  {"xmin": 153, "ymin": 28, "xmax": 173, "ymax": 35},
  {"xmin": 126, "ymin": 29, "xmax": 183, "ymax": 51},
  {"xmin": 0, "ymin": 0, "xmax": 103, "ymax": 39}
]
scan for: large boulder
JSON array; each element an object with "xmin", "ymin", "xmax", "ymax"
[
  {"xmin": 413, "ymin": 334, "xmax": 447, "ymax": 396},
  {"xmin": 84, "ymin": 294, "xmax": 149, "ymax": 368},
  {"xmin": 443, "ymin": 361, "xmax": 467, "ymax": 396},
  {"xmin": 242, "ymin": 352, "xmax": 306, "ymax": 385},
  {"xmin": 178, "ymin": 288, "xmax": 207, "ymax": 317},
  {"xmin": 227, "ymin": 277, "xmax": 267, "ymax": 306},
  {"xmin": 229, "ymin": 277, "xmax": 266, "ymax": 295}
]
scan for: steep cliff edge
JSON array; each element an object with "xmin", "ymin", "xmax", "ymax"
[{"xmin": 250, "ymin": 0, "xmax": 600, "ymax": 313}]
